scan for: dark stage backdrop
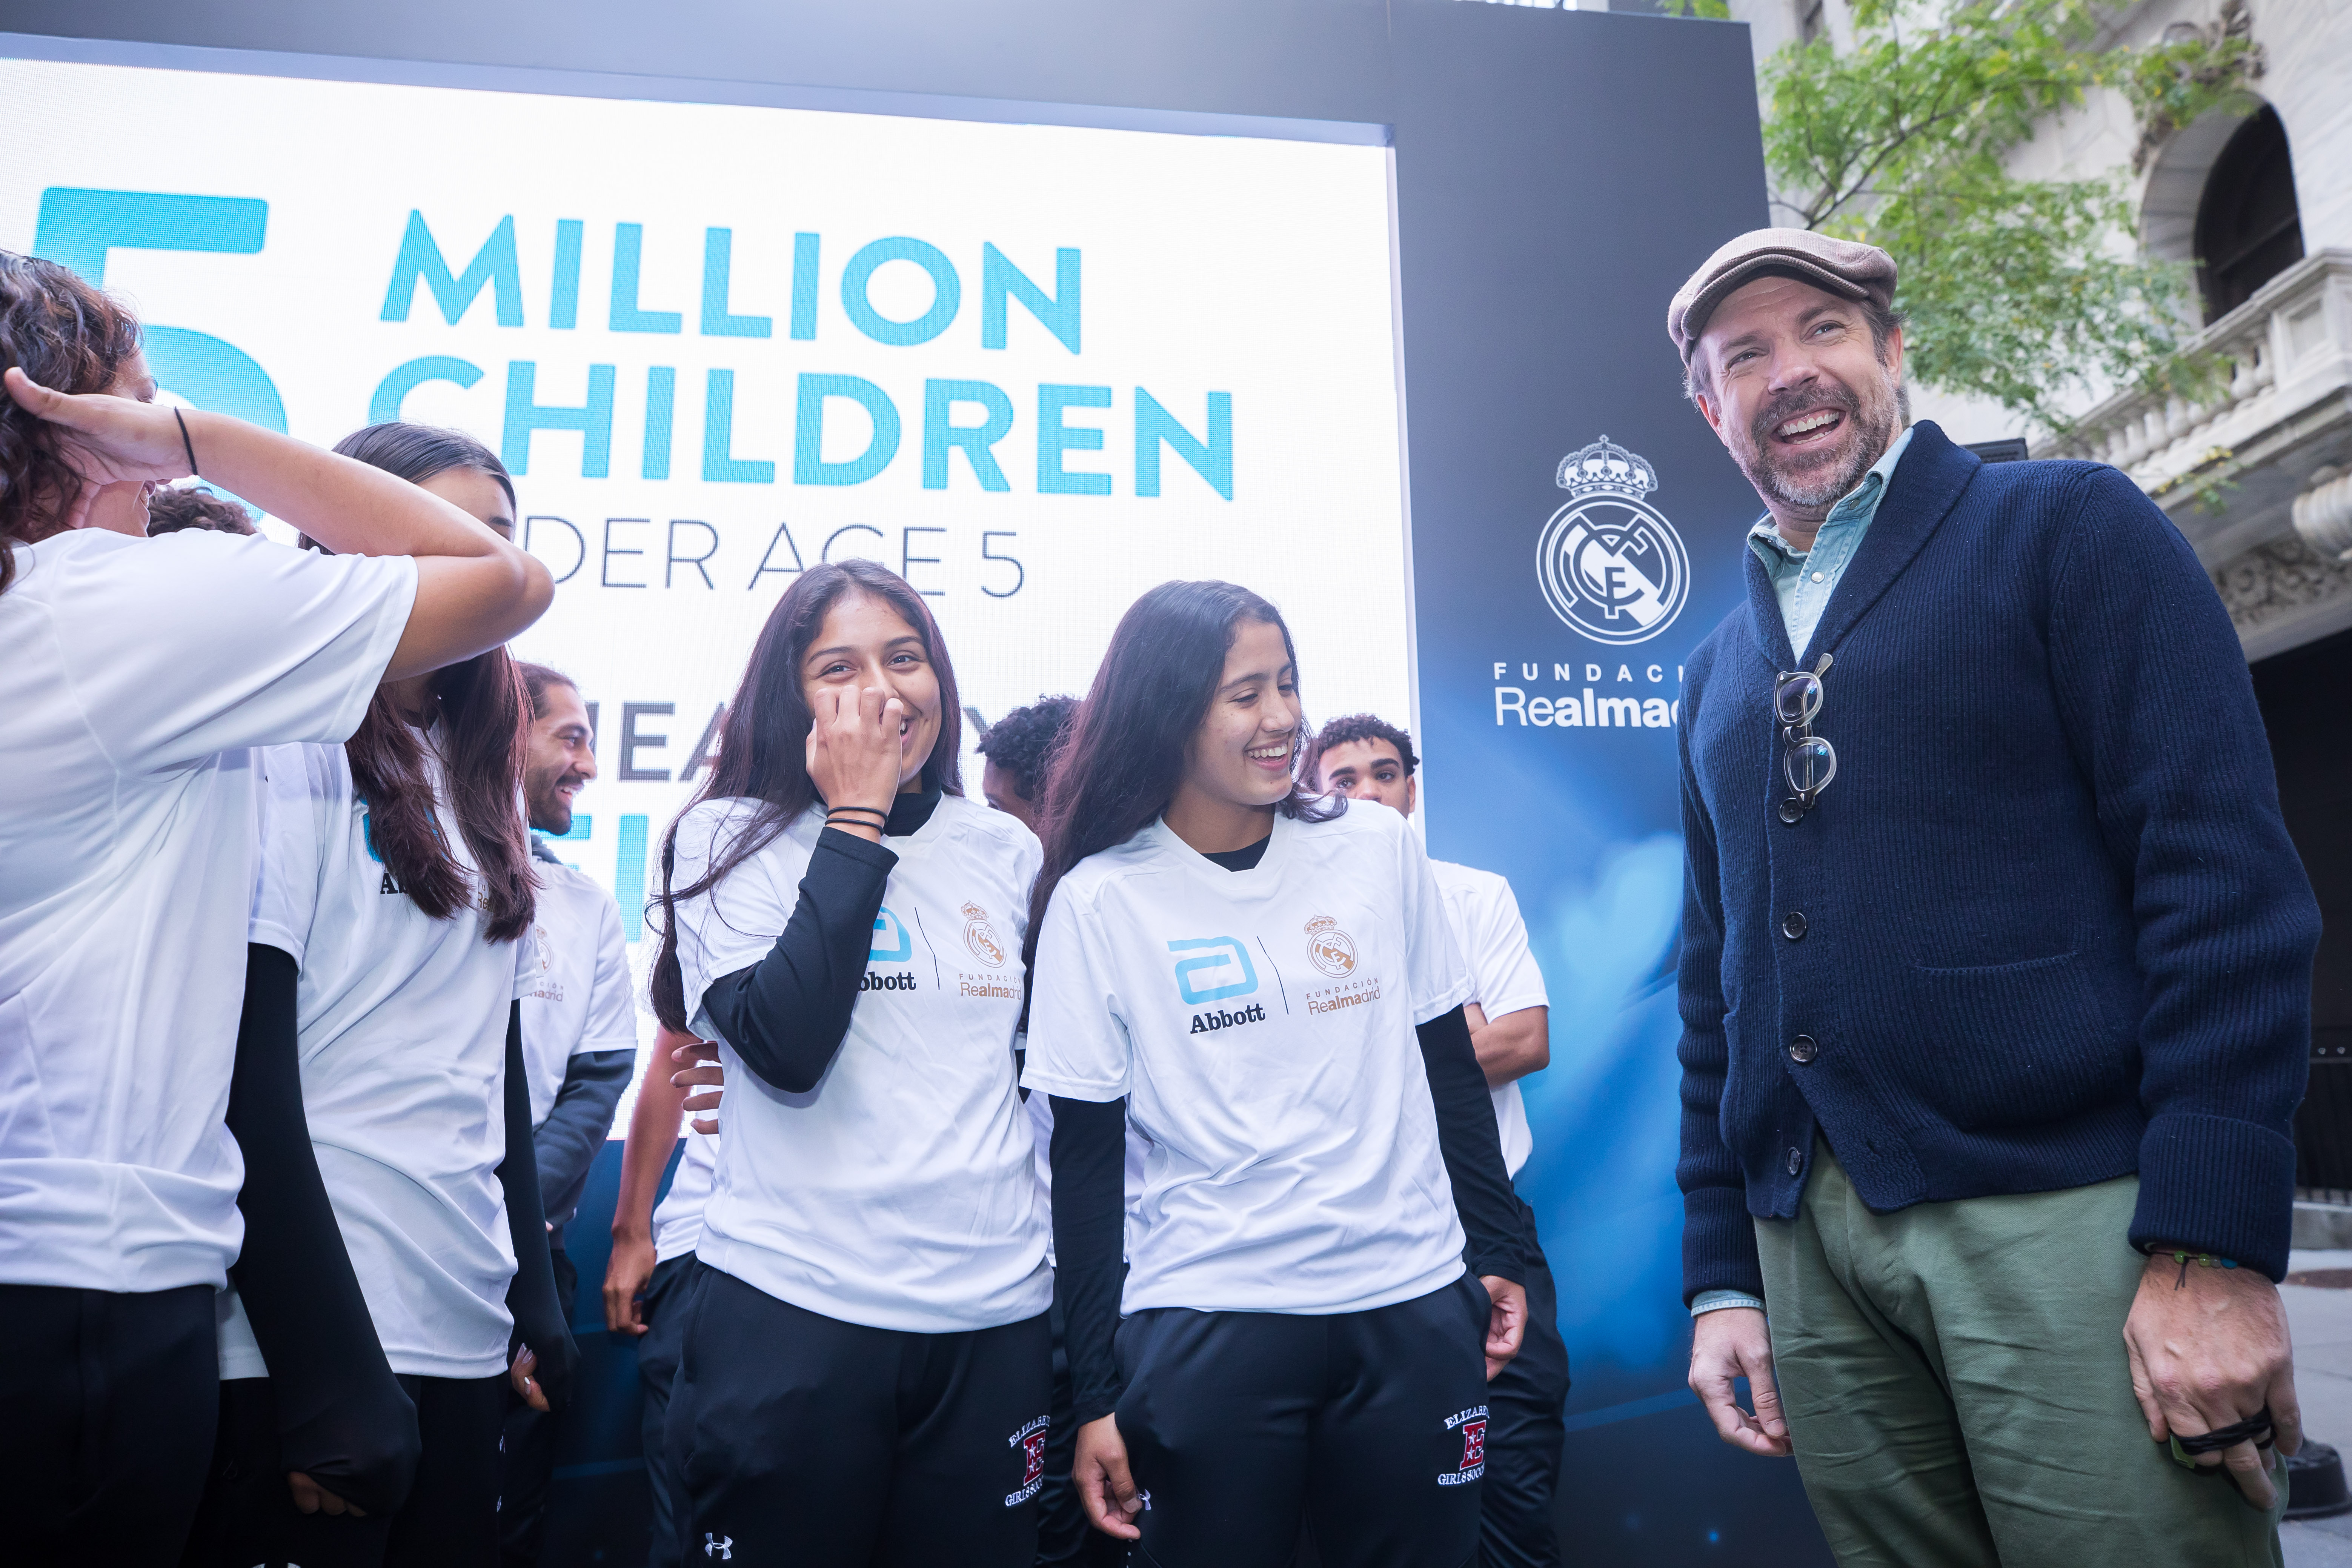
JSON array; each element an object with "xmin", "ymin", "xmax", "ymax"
[{"xmin": 0, "ymin": 0, "xmax": 1823, "ymax": 1560}]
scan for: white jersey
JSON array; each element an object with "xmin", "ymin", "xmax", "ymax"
[
  {"xmin": 221, "ymin": 740, "xmax": 533, "ymax": 1380},
  {"xmin": 672, "ymin": 793, "xmax": 1050, "ymax": 1333},
  {"xmin": 0, "ymin": 529, "xmax": 412, "ymax": 1293},
  {"xmin": 1430, "ymin": 861, "xmax": 1551, "ymax": 1178},
  {"xmin": 652, "ymin": 1128, "xmax": 719, "ymax": 1265},
  {"xmin": 1023, "ymin": 803, "xmax": 1474, "ymax": 1316},
  {"xmin": 520, "ymin": 861, "xmax": 638, "ymax": 1126}
]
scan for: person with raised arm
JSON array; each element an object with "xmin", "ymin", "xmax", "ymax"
[{"xmin": 0, "ymin": 252, "xmax": 549, "ymax": 1561}]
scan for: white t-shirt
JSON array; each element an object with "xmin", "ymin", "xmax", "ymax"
[
  {"xmin": 671, "ymin": 793, "xmax": 1050, "ymax": 1333},
  {"xmin": 1430, "ymin": 861, "xmax": 1551, "ymax": 1178},
  {"xmin": 221, "ymin": 740, "xmax": 533, "ymax": 1379},
  {"xmin": 1022, "ymin": 803, "xmax": 1474, "ymax": 1316},
  {"xmin": 652, "ymin": 1128, "xmax": 719, "ymax": 1265},
  {"xmin": 520, "ymin": 861, "xmax": 638, "ymax": 1127},
  {"xmin": 0, "ymin": 528, "xmax": 413, "ymax": 1293}
]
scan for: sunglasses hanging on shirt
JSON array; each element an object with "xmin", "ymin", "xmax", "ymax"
[{"xmin": 1774, "ymin": 652, "xmax": 1836, "ymax": 826}]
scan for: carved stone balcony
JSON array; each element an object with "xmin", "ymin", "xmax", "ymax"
[{"xmin": 2042, "ymin": 249, "xmax": 2352, "ymax": 659}]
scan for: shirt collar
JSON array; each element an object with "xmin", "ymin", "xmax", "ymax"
[{"xmin": 1746, "ymin": 423, "xmax": 1916, "ymax": 564}]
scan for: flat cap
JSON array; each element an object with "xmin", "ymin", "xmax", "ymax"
[{"xmin": 1667, "ymin": 228, "xmax": 1897, "ymax": 363}]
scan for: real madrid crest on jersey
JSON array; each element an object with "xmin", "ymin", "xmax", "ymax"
[
  {"xmin": 961, "ymin": 901, "xmax": 1007, "ymax": 968},
  {"xmin": 1304, "ymin": 914, "xmax": 1357, "ymax": 978},
  {"xmin": 1536, "ymin": 435, "xmax": 1690, "ymax": 645}
]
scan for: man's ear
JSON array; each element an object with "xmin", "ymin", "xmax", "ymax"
[
  {"xmin": 1882, "ymin": 325, "xmax": 1905, "ymax": 382},
  {"xmin": 1691, "ymin": 356, "xmax": 1727, "ymax": 442},
  {"xmin": 1405, "ymin": 773, "xmax": 1419, "ymax": 818}
]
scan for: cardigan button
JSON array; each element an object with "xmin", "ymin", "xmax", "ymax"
[
  {"xmin": 1782, "ymin": 911, "xmax": 1808, "ymax": 940},
  {"xmin": 1789, "ymin": 1034, "xmax": 1819, "ymax": 1064},
  {"xmin": 1786, "ymin": 1146, "xmax": 1803, "ymax": 1176},
  {"xmin": 1777, "ymin": 800, "xmax": 1805, "ymax": 826}
]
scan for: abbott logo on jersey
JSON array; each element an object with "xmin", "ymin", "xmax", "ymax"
[
  {"xmin": 870, "ymin": 906, "xmax": 913, "ymax": 964},
  {"xmin": 1168, "ymin": 936, "xmax": 1257, "ymax": 1005},
  {"xmin": 1536, "ymin": 435, "xmax": 1689, "ymax": 646}
]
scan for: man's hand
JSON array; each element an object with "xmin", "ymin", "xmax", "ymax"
[
  {"xmin": 1690, "ymin": 1306, "xmax": 1791, "ymax": 1457},
  {"xmin": 2124, "ymin": 1253, "xmax": 2300, "ymax": 1510},
  {"xmin": 1480, "ymin": 1276, "xmax": 1528, "ymax": 1380},
  {"xmin": 287, "ymin": 1471, "xmax": 364, "ymax": 1517},
  {"xmin": 1073, "ymin": 1414, "xmax": 1144, "ymax": 1541},
  {"xmin": 605, "ymin": 1229, "xmax": 658, "ymax": 1334}
]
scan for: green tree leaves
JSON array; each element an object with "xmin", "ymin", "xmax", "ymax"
[{"xmin": 1760, "ymin": 0, "xmax": 2258, "ymax": 429}]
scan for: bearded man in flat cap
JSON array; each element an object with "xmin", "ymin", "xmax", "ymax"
[{"xmin": 1667, "ymin": 228, "xmax": 2322, "ymax": 1564}]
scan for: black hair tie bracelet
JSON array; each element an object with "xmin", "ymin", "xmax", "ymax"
[{"xmin": 2167, "ymin": 1405, "xmax": 2275, "ymax": 1471}]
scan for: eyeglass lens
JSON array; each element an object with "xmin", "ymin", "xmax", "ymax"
[
  {"xmin": 1775, "ymin": 672, "xmax": 1823, "ymax": 728},
  {"xmin": 1784, "ymin": 734, "xmax": 1837, "ymax": 798}
]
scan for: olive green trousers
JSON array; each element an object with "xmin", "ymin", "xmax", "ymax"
[{"xmin": 1754, "ymin": 1144, "xmax": 2286, "ymax": 1567}]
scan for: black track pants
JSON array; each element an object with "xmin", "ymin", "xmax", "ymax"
[
  {"xmin": 183, "ymin": 1372, "xmax": 506, "ymax": 1568},
  {"xmin": 1114, "ymin": 1274, "xmax": 1493, "ymax": 1568},
  {"xmin": 498, "ymin": 1247, "xmax": 578, "ymax": 1567},
  {"xmin": 672, "ymin": 1263, "xmax": 1052, "ymax": 1568},
  {"xmin": 635, "ymin": 1253, "xmax": 699, "ymax": 1568},
  {"xmin": 1476, "ymin": 1205, "xmax": 1568, "ymax": 1568},
  {"xmin": 0, "ymin": 1282, "xmax": 218, "ymax": 1565}
]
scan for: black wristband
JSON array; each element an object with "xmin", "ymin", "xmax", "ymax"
[{"xmin": 174, "ymin": 406, "xmax": 200, "ymax": 478}]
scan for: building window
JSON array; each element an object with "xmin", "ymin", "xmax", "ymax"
[
  {"xmin": 2195, "ymin": 105, "xmax": 2304, "ymax": 323},
  {"xmin": 1796, "ymin": 0, "xmax": 1826, "ymax": 43}
]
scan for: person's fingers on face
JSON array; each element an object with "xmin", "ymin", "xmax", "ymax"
[
  {"xmin": 692, "ymin": 1115, "xmax": 719, "ymax": 1134},
  {"xmin": 288, "ymin": 1472, "xmax": 323, "ymax": 1514}
]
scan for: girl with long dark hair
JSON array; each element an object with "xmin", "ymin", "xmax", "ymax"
[
  {"xmin": 1022, "ymin": 580, "xmax": 1530, "ymax": 1568},
  {"xmin": 0, "ymin": 255, "xmax": 549, "ymax": 1560},
  {"xmin": 650, "ymin": 558, "xmax": 1051, "ymax": 1567},
  {"xmin": 191, "ymin": 424, "xmax": 575, "ymax": 1568}
]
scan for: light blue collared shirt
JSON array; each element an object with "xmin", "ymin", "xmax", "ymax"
[{"xmin": 1745, "ymin": 424, "xmax": 1915, "ymax": 663}]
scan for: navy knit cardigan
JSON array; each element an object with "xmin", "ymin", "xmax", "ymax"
[{"xmin": 1677, "ymin": 421, "xmax": 2321, "ymax": 1296}]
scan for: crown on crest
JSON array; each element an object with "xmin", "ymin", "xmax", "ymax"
[
  {"xmin": 1556, "ymin": 435, "xmax": 1658, "ymax": 499},
  {"xmin": 961, "ymin": 901, "xmax": 988, "ymax": 921},
  {"xmin": 1305, "ymin": 914, "xmax": 1337, "ymax": 935}
]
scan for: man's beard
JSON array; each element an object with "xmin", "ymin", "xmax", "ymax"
[
  {"xmin": 526, "ymin": 767, "xmax": 584, "ymax": 835},
  {"xmin": 1734, "ymin": 367, "xmax": 1899, "ymax": 515}
]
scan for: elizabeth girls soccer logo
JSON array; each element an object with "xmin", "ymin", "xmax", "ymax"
[{"xmin": 1536, "ymin": 435, "xmax": 1689, "ymax": 645}]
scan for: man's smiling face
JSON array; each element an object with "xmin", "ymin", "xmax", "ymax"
[{"xmin": 1691, "ymin": 274, "xmax": 1903, "ymax": 522}]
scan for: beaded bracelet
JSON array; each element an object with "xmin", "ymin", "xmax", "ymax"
[{"xmin": 2158, "ymin": 1250, "xmax": 2241, "ymax": 1290}]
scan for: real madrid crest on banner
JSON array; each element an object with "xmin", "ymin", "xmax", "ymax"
[{"xmin": 1536, "ymin": 436, "xmax": 1690, "ymax": 645}]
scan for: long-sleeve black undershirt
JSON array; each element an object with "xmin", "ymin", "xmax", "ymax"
[
  {"xmin": 498, "ymin": 1001, "xmax": 577, "ymax": 1411},
  {"xmin": 1050, "ymin": 835, "xmax": 1530, "ymax": 1426},
  {"xmin": 698, "ymin": 785, "xmax": 939, "ymax": 1095},
  {"xmin": 536, "ymin": 1048, "xmax": 633, "ymax": 1245},
  {"xmin": 228, "ymin": 944, "xmax": 420, "ymax": 1517}
]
